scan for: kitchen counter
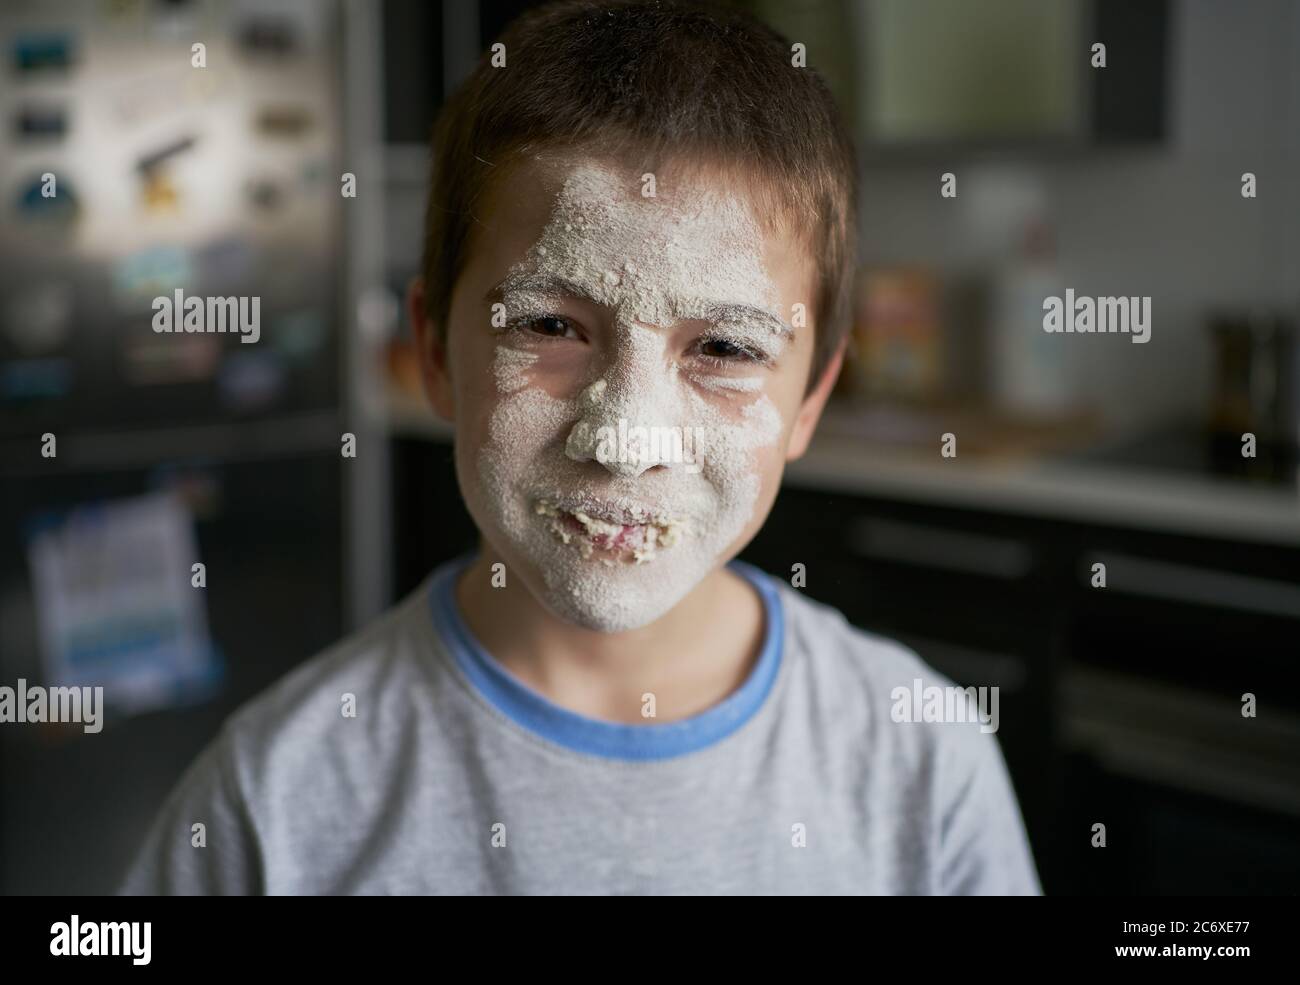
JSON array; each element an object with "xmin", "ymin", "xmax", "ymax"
[{"xmin": 789, "ymin": 430, "xmax": 1300, "ymax": 546}]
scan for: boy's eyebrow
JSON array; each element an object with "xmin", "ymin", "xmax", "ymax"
[
  {"xmin": 700, "ymin": 302, "xmax": 795, "ymax": 340},
  {"xmin": 483, "ymin": 272, "xmax": 602, "ymax": 306},
  {"xmin": 485, "ymin": 272, "xmax": 797, "ymax": 338}
]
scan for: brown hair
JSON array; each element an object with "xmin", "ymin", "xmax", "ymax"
[{"xmin": 421, "ymin": 0, "xmax": 858, "ymax": 393}]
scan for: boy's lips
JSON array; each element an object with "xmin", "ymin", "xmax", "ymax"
[
  {"xmin": 557, "ymin": 512, "xmax": 636, "ymax": 550},
  {"xmin": 550, "ymin": 495, "xmax": 661, "ymax": 526},
  {"xmin": 532, "ymin": 495, "xmax": 687, "ymax": 561}
]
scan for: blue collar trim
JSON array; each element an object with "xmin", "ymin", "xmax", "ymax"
[{"xmin": 427, "ymin": 552, "xmax": 784, "ymax": 761}]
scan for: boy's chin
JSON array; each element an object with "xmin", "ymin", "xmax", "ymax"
[
  {"xmin": 540, "ymin": 583, "xmax": 695, "ymax": 633},
  {"xmin": 515, "ymin": 547, "xmax": 718, "ymax": 633}
]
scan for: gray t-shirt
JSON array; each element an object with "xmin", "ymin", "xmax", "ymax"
[{"xmin": 118, "ymin": 553, "xmax": 1042, "ymax": 895}]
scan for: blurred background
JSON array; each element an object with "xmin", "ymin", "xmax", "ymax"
[{"xmin": 1, "ymin": 0, "xmax": 1297, "ymax": 895}]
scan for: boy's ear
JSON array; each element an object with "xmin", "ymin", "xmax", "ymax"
[
  {"xmin": 785, "ymin": 341, "xmax": 844, "ymax": 462},
  {"xmin": 408, "ymin": 276, "xmax": 456, "ymax": 421}
]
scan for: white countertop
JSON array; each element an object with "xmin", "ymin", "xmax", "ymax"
[{"xmin": 789, "ymin": 431, "xmax": 1300, "ymax": 546}]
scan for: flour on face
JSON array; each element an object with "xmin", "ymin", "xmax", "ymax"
[{"xmin": 468, "ymin": 162, "xmax": 791, "ymax": 631}]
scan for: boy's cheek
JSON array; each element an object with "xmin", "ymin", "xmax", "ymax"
[
  {"xmin": 753, "ymin": 442, "xmax": 788, "ymax": 501},
  {"xmin": 449, "ymin": 326, "xmax": 502, "ymax": 418},
  {"xmin": 727, "ymin": 450, "xmax": 785, "ymax": 550},
  {"xmin": 754, "ymin": 409, "xmax": 799, "ymax": 502}
]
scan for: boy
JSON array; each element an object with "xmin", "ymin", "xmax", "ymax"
[{"xmin": 120, "ymin": 0, "xmax": 1041, "ymax": 895}]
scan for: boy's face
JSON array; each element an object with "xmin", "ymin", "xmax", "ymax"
[{"xmin": 414, "ymin": 151, "xmax": 841, "ymax": 632}]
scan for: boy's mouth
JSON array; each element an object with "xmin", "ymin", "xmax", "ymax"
[{"xmin": 533, "ymin": 497, "xmax": 686, "ymax": 563}]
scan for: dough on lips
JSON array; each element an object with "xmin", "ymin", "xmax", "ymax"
[{"xmin": 533, "ymin": 500, "xmax": 686, "ymax": 564}]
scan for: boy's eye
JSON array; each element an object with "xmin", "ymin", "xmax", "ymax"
[
  {"xmin": 510, "ymin": 315, "xmax": 580, "ymax": 340},
  {"xmin": 695, "ymin": 336, "xmax": 765, "ymax": 364}
]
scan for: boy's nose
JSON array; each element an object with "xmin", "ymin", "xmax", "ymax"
[
  {"xmin": 563, "ymin": 374, "xmax": 687, "ymax": 478},
  {"xmin": 565, "ymin": 418, "xmax": 674, "ymax": 477}
]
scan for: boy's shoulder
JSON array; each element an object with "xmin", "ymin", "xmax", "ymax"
[
  {"xmin": 117, "ymin": 580, "xmax": 441, "ymax": 894},
  {"xmin": 761, "ymin": 571, "xmax": 1040, "ymax": 895},
  {"xmin": 759, "ymin": 569, "xmax": 996, "ymax": 770},
  {"xmin": 216, "ymin": 574, "xmax": 439, "ymax": 768},
  {"xmin": 762, "ymin": 570, "xmax": 958, "ymax": 696}
]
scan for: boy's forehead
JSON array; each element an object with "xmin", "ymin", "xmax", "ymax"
[
  {"xmin": 467, "ymin": 152, "xmax": 818, "ymax": 352},
  {"xmin": 485, "ymin": 155, "xmax": 801, "ymax": 326}
]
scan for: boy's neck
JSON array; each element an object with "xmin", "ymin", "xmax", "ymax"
[{"xmin": 453, "ymin": 546, "xmax": 765, "ymax": 725}]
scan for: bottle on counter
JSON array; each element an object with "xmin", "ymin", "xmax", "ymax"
[{"xmin": 988, "ymin": 219, "xmax": 1072, "ymax": 419}]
